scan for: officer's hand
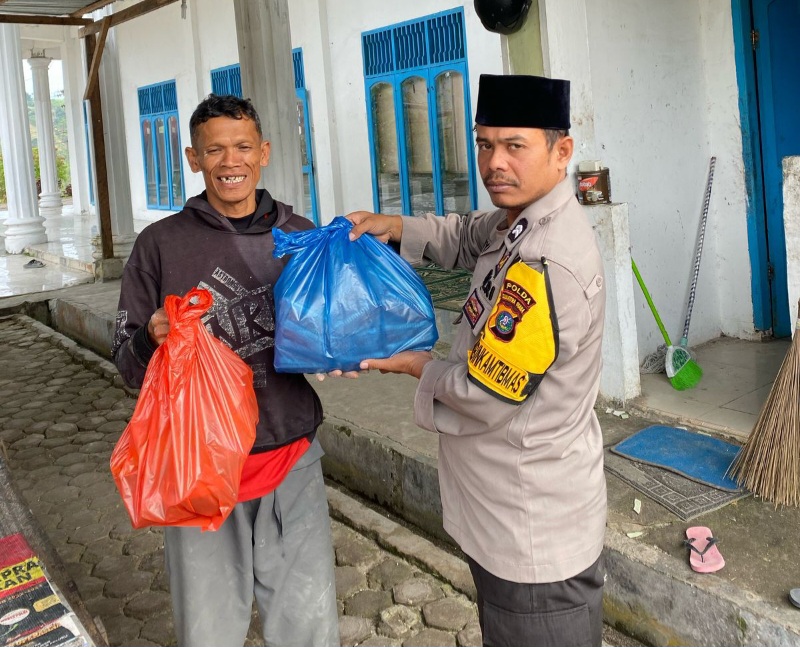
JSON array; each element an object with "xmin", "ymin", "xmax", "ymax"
[
  {"xmin": 147, "ymin": 308, "xmax": 170, "ymax": 347},
  {"xmin": 346, "ymin": 211, "xmax": 403, "ymax": 244},
  {"xmin": 315, "ymin": 369, "xmax": 362, "ymax": 382},
  {"xmin": 360, "ymin": 351, "xmax": 433, "ymax": 379}
]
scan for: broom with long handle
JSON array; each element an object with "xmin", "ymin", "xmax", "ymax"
[
  {"xmin": 729, "ymin": 300, "xmax": 800, "ymax": 507},
  {"xmin": 662, "ymin": 157, "xmax": 715, "ymax": 389},
  {"xmin": 653, "ymin": 160, "xmax": 715, "ymax": 390},
  {"xmin": 678, "ymin": 156, "xmax": 716, "ymax": 349},
  {"xmin": 632, "ymin": 259, "xmax": 703, "ymax": 391}
]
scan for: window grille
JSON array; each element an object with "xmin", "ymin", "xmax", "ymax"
[
  {"xmin": 363, "ymin": 7, "xmax": 466, "ymax": 78},
  {"xmin": 137, "ymin": 80, "xmax": 184, "ymax": 210},
  {"xmin": 211, "ymin": 64, "xmax": 243, "ymax": 98},
  {"xmin": 361, "ymin": 7, "xmax": 476, "ymax": 216}
]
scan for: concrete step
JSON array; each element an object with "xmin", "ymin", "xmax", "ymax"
[{"xmin": 23, "ymin": 244, "xmax": 96, "ymax": 276}]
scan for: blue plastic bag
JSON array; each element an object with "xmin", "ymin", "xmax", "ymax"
[{"xmin": 272, "ymin": 216, "xmax": 438, "ymax": 373}]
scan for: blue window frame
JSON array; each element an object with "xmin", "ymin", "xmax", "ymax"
[
  {"xmin": 137, "ymin": 80, "xmax": 185, "ymax": 210},
  {"xmin": 209, "ymin": 58, "xmax": 320, "ymax": 224},
  {"xmin": 211, "ymin": 64, "xmax": 243, "ymax": 98},
  {"xmin": 362, "ymin": 8, "xmax": 477, "ymax": 216}
]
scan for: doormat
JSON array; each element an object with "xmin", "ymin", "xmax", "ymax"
[
  {"xmin": 604, "ymin": 450, "xmax": 750, "ymax": 521},
  {"xmin": 610, "ymin": 425, "xmax": 744, "ymax": 492},
  {"xmin": 415, "ymin": 264, "xmax": 473, "ymax": 313}
]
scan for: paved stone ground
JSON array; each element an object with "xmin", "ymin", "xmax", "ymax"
[
  {"xmin": 0, "ymin": 314, "xmax": 481, "ymax": 647},
  {"xmin": 0, "ymin": 314, "xmax": 641, "ymax": 647}
]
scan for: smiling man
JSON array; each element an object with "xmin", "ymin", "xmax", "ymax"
[
  {"xmin": 346, "ymin": 75, "xmax": 607, "ymax": 647},
  {"xmin": 112, "ymin": 94, "xmax": 339, "ymax": 647}
]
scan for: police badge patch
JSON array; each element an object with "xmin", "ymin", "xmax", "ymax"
[{"xmin": 488, "ymin": 278, "xmax": 536, "ymax": 343}]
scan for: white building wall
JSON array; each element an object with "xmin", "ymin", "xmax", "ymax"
[
  {"xmin": 289, "ymin": 0, "xmax": 505, "ymax": 217},
  {"xmin": 582, "ymin": 0, "xmax": 754, "ymax": 359},
  {"xmin": 110, "ymin": 0, "xmax": 503, "ymax": 223},
  {"xmin": 104, "ymin": 0, "xmax": 756, "ymax": 354},
  {"xmin": 191, "ymin": 0, "xmax": 240, "ymax": 96},
  {"xmin": 698, "ymin": 0, "xmax": 755, "ymax": 341},
  {"xmin": 113, "ymin": 0, "xmax": 238, "ymax": 222},
  {"xmin": 286, "ymin": 0, "xmax": 339, "ymax": 223}
]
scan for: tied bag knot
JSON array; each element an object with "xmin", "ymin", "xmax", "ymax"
[{"xmin": 161, "ymin": 288, "xmax": 213, "ymax": 388}]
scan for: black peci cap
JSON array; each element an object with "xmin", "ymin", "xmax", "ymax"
[{"xmin": 475, "ymin": 74, "xmax": 571, "ymax": 130}]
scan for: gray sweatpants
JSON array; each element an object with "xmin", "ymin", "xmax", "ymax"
[{"xmin": 164, "ymin": 442, "xmax": 339, "ymax": 647}]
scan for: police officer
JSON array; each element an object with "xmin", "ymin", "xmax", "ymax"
[{"xmin": 346, "ymin": 74, "xmax": 607, "ymax": 647}]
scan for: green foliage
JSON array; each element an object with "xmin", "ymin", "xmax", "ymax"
[
  {"xmin": 51, "ymin": 95, "xmax": 71, "ymax": 195},
  {"xmin": 0, "ymin": 90, "xmax": 71, "ymax": 205}
]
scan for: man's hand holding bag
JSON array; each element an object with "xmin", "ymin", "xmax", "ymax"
[{"xmin": 110, "ymin": 288, "xmax": 258, "ymax": 531}]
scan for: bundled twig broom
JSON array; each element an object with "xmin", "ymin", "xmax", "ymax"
[{"xmin": 729, "ymin": 300, "xmax": 800, "ymax": 506}]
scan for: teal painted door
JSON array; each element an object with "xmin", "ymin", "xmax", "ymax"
[{"xmin": 752, "ymin": 0, "xmax": 800, "ymax": 337}]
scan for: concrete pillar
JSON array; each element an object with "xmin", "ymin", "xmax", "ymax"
[
  {"xmin": 294, "ymin": 0, "xmax": 343, "ymax": 222},
  {"xmin": 585, "ymin": 202, "xmax": 641, "ymax": 403},
  {"xmin": 0, "ymin": 24, "xmax": 47, "ymax": 253},
  {"xmin": 233, "ymin": 0, "xmax": 304, "ymax": 214},
  {"xmin": 90, "ymin": 6, "xmax": 136, "ymax": 261},
  {"xmin": 783, "ymin": 156, "xmax": 800, "ymax": 333},
  {"xmin": 60, "ymin": 27, "xmax": 91, "ymax": 217},
  {"xmin": 538, "ymin": 0, "xmax": 597, "ymax": 163},
  {"xmin": 28, "ymin": 55, "xmax": 65, "ymax": 236},
  {"xmin": 502, "ymin": 0, "xmax": 544, "ymax": 75}
]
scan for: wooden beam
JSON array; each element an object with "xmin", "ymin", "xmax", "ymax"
[
  {"xmin": 79, "ymin": 0, "xmax": 179, "ymax": 37},
  {"xmin": 84, "ymin": 33, "xmax": 114, "ymax": 261},
  {"xmin": 71, "ymin": 0, "xmax": 117, "ymax": 18},
  {"xmin": 83, "ymin": 16, "xmax": 109, "ymax": 102},
  {"xmin": 0, "ymin": 15, "xmax": 92, "ymax": 26}
]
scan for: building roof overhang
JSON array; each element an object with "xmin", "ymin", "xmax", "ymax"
[{"xmin": 0, "ymin": 0, "xmax": 179, "ymax": 32}]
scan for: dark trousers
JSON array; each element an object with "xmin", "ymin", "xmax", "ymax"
[{"xmin": 467, "ymin": 555, "xmax": 604, "ymax": 647}]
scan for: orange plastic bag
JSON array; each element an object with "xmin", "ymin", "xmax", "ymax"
[{"xmin": 110, "ymin": 288, "xmax": 258, "ymax": 531}]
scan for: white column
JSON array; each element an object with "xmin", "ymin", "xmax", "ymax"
[
  {"xmin": 61, "ymin": 28, "xmax": 91, "ymax": 217},
  {"xmin": 0, "ymin": 24, "xmax": 47, "ymax": 253},
  {"xmin": 28, "ymin": 55, "xmax": 64, "ymax": 236},
  {"xmin": 585, "ymin": 202, "xmax": 641, "ymax": 403},
  {"xmin": 233, "ymin": 0, "xmax": 304, "ymax": 214},
  {"xmin": 90, "ymin": 6, "xmax": 136, "ymax": 261}
]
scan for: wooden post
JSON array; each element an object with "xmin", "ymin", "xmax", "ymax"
[
  {"xmin": 83, "ymin": 16, "xmax": 109, "ymax": 102},
  {"xmin": 84, "ymin": 33, "xmax": 114, "ymax": 260}
]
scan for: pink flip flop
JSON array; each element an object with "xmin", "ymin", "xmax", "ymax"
[{"xmin": 684, "ymin": 526, "xmax": 725, "ymax": 573}]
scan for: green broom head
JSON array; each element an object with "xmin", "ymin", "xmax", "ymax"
[{"xmin": 665, "ymin": 345, "xmax": 703, "ymax": 390}]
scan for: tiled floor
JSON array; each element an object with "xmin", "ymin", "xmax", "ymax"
[
  {"xmin": 25, "ymin": 211, "xmax": 98, "ymax": 274},
  {"xmin": 0, "ymin": 249, "xmax": 94, "ymax": 297},
  {"xmin": 637, "ymin": 336, "xmax": 789, "ymax": 440},
  {"xmin": 0, "ymin": 205, "xmax": 95, "ymax": 296},
  {"xmin": 1, "ymin": 206, "xmax": 790, "ymax": 442}
]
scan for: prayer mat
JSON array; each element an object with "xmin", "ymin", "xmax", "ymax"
[
  {"xmin": 415, "ymin": 264, "xmax": 473, "ymax": 313},
  {"xmin": 610, "ymin": 425, "xmax": 744, "ymax": 492},
  {"xmin": 604, "ymin": 449, "xmax": 749, "ymax": 521}
]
